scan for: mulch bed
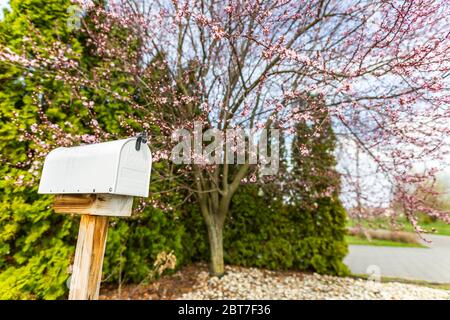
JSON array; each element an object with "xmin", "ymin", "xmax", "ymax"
[{"xmin": 99, "ymin": 263, "xmax": 208, "ymax": 300}]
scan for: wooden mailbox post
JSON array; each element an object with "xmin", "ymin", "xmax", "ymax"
[{"xmin": 38, "ymin": 137, "xmax": 151, "ymax": 300}]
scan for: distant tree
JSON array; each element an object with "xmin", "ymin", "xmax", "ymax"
[{"xmin": 392, "ymin": 175, "xmax": 450, "ymax": 229}]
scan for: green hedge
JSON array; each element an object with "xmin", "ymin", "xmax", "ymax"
[{"xmin": 223, "ymin": 185, "xmax": 349, "ymax": 275}]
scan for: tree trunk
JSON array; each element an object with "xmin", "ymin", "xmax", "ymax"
[{"xmin": 206, "ymin": 219, "xmax": 224, "ymax": 276}]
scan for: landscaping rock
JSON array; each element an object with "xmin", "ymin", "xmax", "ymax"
[{"xmin": 179, "ymin": 266, "xmax": 450, "ymax": 300}]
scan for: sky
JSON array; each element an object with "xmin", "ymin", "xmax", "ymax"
[{"xmin": 0, "ymin": 0, "xmax": 8, "ymax": 20}]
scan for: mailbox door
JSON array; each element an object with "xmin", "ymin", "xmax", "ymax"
[{"xmin": 115, "ymin": 140, "xmax": 151, "ymax": 197}]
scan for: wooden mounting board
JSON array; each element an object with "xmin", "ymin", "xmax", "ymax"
[{"xmin": 53, "ymin": 194, "xmax": 133, "ymax": 217}]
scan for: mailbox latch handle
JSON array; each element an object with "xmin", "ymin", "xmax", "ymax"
[{"xmin": 135, "ymin": 132, "xmax": 148, "ymax": 151}]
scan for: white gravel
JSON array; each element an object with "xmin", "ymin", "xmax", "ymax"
[{"xmin": 180, "ymin": 266, "xmax": 450, "ymax": 300}]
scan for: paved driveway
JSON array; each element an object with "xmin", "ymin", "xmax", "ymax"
[{"xmin": 344, "ymin": 234, "xmax": 450, "ymax": 283}]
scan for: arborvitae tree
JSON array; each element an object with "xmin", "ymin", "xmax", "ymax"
[
  {"xmin": 291, "ymin": 97, "xmax": 342, "ymax": 206},
  {"xmin": 221, "ymin": 98, "xmax": 348, "ymax": 276},
  {"xmin": 0, "ymin": 0, "xmax": 84, "ymax": 299},
  {"xmin": 288, "ymin": 96, "xmax": 348, "ymax": 274}
]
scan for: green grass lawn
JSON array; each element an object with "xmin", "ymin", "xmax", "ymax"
[
  {"xmin": 345, "ymin": 235, "xmax": 426, "ymax": 248},
  {"xmin": 347, "ymin": 216, "xmax": 450, "ymax": 236},
  {"xmin": 400, "ymin": 219, "xmax": 450, "ymax": 236}
]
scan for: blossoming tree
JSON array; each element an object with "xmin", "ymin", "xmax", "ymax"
[{"xmin": 1, "ymin": 0, "xmax": 449, "ymax": 275}]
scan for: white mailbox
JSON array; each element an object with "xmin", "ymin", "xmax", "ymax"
[
  {"xmin": 38, "ymin": 137, "xmax": 152, "ymax": 197},
  {"xmin": 38, "ymin": 136, "xmax": 152, "ymax": 300}
]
